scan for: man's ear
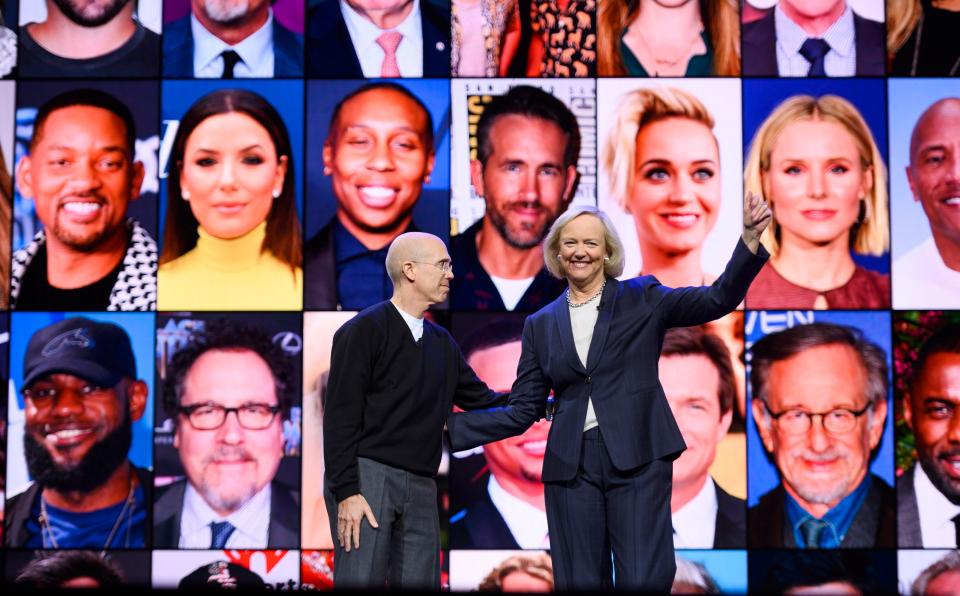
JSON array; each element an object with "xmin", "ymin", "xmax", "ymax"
[
  {"xmin": 129, "ymin": 161, "xmax": 145, "ymax": 201},
  {"xmin": 16, "ymin": 156, "xmax": 35, "ymax": 198},
  {"xmin": 127, "ymin": 380, "xmax": 148, "ymax": 422},
  {"xmin": 469, "ymin": 159, "xmax": 485, "ymax": 198},
  {"xmin": 752, "ymin": 398, "xmax": 775, "ymax": 453}
]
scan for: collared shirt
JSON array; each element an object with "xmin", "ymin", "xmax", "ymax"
[
  {"xmin": 915, "ymin": 464, "xmax": 960, "ymax": 548},
  {"xmin": 391, "ymin": 300, "xmax": 424, "ymax": 342},
  {"xmin": 191, "ymin": 9, "xmax": 275, "ymax": 77},
  {"xmin": 487, "ymin": 475, "xmax": 549, "ymax": 549},
  {"xmin": 179, "ymin": 482, "xmax": 272, "ymax": 549},
  {"xmin": 672, "ymin": 476, "xmax": 719, "ymax": 548},
  {"xmin": 333, "ymin": 218, "xmax": 399, "ymax": 310},
  {"xmin": 340, "ymin": 0, "xmax": 423, "ymax": 77},
  {"xmin": 893, "ymin": 237, "xmax": 960, "ymax": 309},
  {"xmin": 774, "ymin": 2, "xmax": 856, "ymax": 76},
  {"xmin": 786, "ymin": 474, "xmax": 871, "ymax": 548}
]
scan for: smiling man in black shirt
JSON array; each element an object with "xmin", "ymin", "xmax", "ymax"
[
  {"xmin": 324, "ymin": 231, "xmax": 507, "ymax": 589},
  {"xmin": 12, "ymin": 88, "xmax": 157, "ymax": 311}
]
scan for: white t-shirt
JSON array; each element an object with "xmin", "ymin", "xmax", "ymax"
[
  {"xmin": 893, "ymin": 237, "xmax": 960, "ymax": 309},
  {"xmin": 489, "ymin": 274, "xmax": 535, "ymax": 311}
]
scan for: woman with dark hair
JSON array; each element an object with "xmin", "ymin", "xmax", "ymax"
[{"xmin": 158, "ymin": 89, "xmax": 302, "ymax": 310}]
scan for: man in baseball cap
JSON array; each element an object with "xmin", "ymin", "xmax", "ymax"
[{"xmin": 5, "ymin": 317, "xmax": 151, "ymax": 549}]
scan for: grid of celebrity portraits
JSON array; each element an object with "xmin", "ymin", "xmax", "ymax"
[{"xmin": 0, "ymin": 0, "xmax": 957, "ymax": 593}]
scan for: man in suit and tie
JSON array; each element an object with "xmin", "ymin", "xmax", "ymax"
[
  {"xmin": 153, "ymin": 322, "xmax": 299, "ymax": 549},
  {"xmin": 306, "ymin": 0, "xmax": 450, "ymax": 77},
  {"xmin": 163, "ymin": 0, "xmax": 304, "ymax": 78},
  {"xmin": 748, "ymin": 322, "xmax": 895, "ymax": 548},
  {"xmin": 661, "ymin": 326, "xmax": 746, "ymax": 549},
  {"xmin": 742, "ymin": 0, "xmax": 884, "ymax": 76},
  {"xmin": 897, "ymin": 323, "xmax": 960, "ymax": 548}
]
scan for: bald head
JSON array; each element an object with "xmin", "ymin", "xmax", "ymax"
[
  {"xmin": 910, "ymin": 98, "xmax": 960, "ymax": 163},
  {"xmin": 386, "ymin": 232, "xmax": 446, "ymax": 285}
]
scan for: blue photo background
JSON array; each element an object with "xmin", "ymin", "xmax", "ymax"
[
  {"xmin": 158, "ymin": 79, "xmax": 305, "ymax": 243},
  {"xmin": 13, "ymin": 80, "xmax": 160, "ymax": 251},
  {"xmin": 304, "ymin": 78, "xmax": 451, "ymax": 242},
  {"xmin": 6, "ymin": 312, "xmax": 156, "ymax": 496},
  {"xmin": 745, "ymin": 310, "xmax": 894, "ymax": 505},
  {"xmin": 742, "ymin": 78, "xmax": 889, "ymax": 274}
]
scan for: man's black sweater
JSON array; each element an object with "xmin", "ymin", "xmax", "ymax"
[{"xmin": 324, "ymin": 301, "xmax": 504, "ymax": 502}]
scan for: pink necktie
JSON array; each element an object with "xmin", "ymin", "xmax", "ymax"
[{"xmin": 376, "ymin": 31, "xmax": 403, "ymax": 77}]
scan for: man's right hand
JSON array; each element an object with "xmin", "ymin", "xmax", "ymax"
[{"xmin": 337, "ymin": 494, "xmax": 379, "ymax": 552}]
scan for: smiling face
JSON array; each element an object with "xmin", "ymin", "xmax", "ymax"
[
  {"xmin": 753, "ymin": 344, "xmax": 886, "ymax": 512},
  {"xmin": 904, "ymin": 352, "xmax": 960, "ymax": 504},
  {"xmin": 908, "ymin": 100, "xmax": 960, "ymax": 250},
  {"xmin": 17, "ymin": 105, "xmax": 143, "ymax": 252},
  {"xmin": 180, "ymin": 111, "xmax": 287, "ymax": 240},
  {"xmin": 763, "ymin": 118, "xmax": 872, "ymax": 252},
  {"xmin": 22, "ymin": 372, "xmax": 147, "ymax": 494},
  {"xmin": 469, "ymin": 340, "xmax": 551, "ymax": 488},
  {"xmin": 174, "ymin": 349, "xmax": 284, "ymax": 516},
  {"xmin": 324, "ymin": 88, "xmax": 434, "ymax": 242},
  {"xmin": 558, "ymin": 214, "xmax": 607, "ymax": 287},
  {"xmin": 629, "ymin": 117, "xmax": 720, "ymax": 258},
  {"xmin": 472, "ymin": 115, "xmax": 576, "ymax": 249},
  {"xmin": 660, "ymin": 353, "xmax": 731, "ymax": 495}
]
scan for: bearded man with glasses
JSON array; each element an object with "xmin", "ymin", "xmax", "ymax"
[
  {"xmin": 748, "ymin": 322, "xmax": 895, "ymax": 548},
  {"xmin": 153, "ymin": 321, "xmax": 299, "ymax": 549}
]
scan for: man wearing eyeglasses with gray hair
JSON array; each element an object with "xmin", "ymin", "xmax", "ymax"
[
  {"xmin": 748, "ymin": 322, "xmax": 895, "ymax": 549},
  {"xmin": 153, "ymin": 322, "xmax": 299, "ymax": 549}
]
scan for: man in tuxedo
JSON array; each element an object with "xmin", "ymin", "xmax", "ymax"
[
  {"xmin": 449, "ymin": 318, "xmax": 550, "ymax": 549},
  {"xmin": 306, "ymin": 0, "xmax": 449, "ymax": 77},
  {"xmin": 749, "ymin": 322, "xmax": 895, "ymax": 548},
  {"xmin": 163, "ymin": 0, "xmax": 304, "ymax": 77},
  {"xmin": 661, "ymin": 326, "xmax": 746, "ymax": 548},
  {"xmin": 897, "ymin": 323, "xmax": 960, "ymax": 548},
  {"xmin": 153, "ymin": 322, "xmax": 299, "ymax": 549},
  {"xmin": 742, "ymin": 0, "xmax": 884, "ymax": 76}
]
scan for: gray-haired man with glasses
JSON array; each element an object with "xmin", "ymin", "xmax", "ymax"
[
  {"xmin": 153, "ymin": 321, "xmax": 299, "ymax": 549},
  {"xmin": 748, "ymin": 322, "xmax": 895, "ymax": 549}
]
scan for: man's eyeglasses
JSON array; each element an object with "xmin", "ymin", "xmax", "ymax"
[
  {"xmin": 179, "ymin": 402, "xmax": 280, "ymax": 430},
  {"xmin": 411, "ymin": 260, "xmax": 453, "ymax": 273},
  {"xmin": 762, "ymin": 401, "xmax": 873, "ymax": 435}
]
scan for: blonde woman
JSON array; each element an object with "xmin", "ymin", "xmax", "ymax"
[
  {"xmin": 888, "ymin": 0, "xmax": 960, "ymax": 76},
  {"xmin": 451, "ymin": 0, "xmax": 521, "ymax": 76},
  {"xmin": 598, "ymin": 0, "xmax": 740, "ymax": 76},
  {"xmin": 602, "ymin": 87, "xmax": 723, "ymax": 288},
  {"xmin": 744, "ymin": 95, "xmax": 890, "ymax": 309}
]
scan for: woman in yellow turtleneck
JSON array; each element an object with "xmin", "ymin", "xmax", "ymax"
[{"xmin": 159, "ymin": 89, "xmax": 302, "ymax": 310}]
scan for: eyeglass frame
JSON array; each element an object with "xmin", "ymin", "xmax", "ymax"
[
  {"xmin": 178, "ymin": 402, "xmax": 282, "ymax": 430},
  {"xmin": 410, "ymin": 259, "xmax": 453, "ymax": 274},
  {"xmin": 760, "ymin": 400, "xmax": 874, "ymax": 435}
]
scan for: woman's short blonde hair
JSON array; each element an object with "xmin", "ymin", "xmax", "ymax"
[
  {"xmin": 478, "ymin": 553, "xmax": 553, "ymax": 591},
  {"xmin": 743, "ymin": 95, "xmax": 889, "ymax": 257},
  {"xmin": 602, "ymin": 87, "xmax": 716, "ymax": 211},
  {"xmin": 543, "ymin": 205, "xmax": 625, "ymax": 280}
]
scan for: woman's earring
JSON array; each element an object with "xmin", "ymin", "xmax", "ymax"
[
  {"xmin": 323, "ymin": 166, "xmax": 332, "ymax": 175},
  {"xmin": 604, "ymin": 256, "xmax": 610, "ymax": 261},
  {"xmin": 182, "ymin": 189, "xmax": 191, "ymax": 201},
  {"xmin": 272, "ymin": 189, "xmax": 281, "ymax": 199}
]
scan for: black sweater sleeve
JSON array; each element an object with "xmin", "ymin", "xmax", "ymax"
[{"xmin": 323, "ymin": 317, "xmax": 375, "ymax": 502}]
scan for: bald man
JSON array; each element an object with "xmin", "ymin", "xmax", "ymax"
[
  {"xmin": 323, "ymin": 232, "xmax": 506, "ymax": 589},
  {"xmin": 894, "ymin": 98, "xmax": 960, "ymax": 308}
]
